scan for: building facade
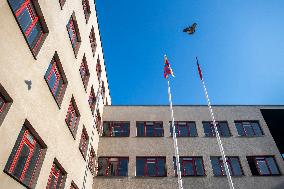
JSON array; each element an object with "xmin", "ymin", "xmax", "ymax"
[
  {"xmin": 0, "ymin": 0, "xmax": 110, "ymax": 189},
  {"xmin": 95, "ymin": 105, "xmax": 284, "ymax": 189}
]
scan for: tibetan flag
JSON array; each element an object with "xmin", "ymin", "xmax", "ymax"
[
  {"xmin": 196, "ymin": 57, "xmax": 203, "ymax": 80},
  {"xmin": 164, "ymin": 55, "xmax": 175, "ymax": 79}
]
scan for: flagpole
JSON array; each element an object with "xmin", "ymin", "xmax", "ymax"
[
  {"xmin": 167, "ymin": 79, "xmax": 183, "ymax": 189},
  {"xmin": 197, "ymin": 58, "xmax": 235, "ymax": 189}
]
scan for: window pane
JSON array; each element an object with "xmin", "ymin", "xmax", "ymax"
[
  {"xmin": 136, "ymin": 158, "xmax": 144, "ymax": 176},
  {"xmin": 147, "ymin": 160, "xmax": 156, "ymax": 176},
  {"xmin": 119, "ymin": 159, "xmax": 128, "ymax": 176},
  {"xmin": 183, "ymin": 161, "xmax": 194, "ymax": 175},
  {"xmin": 203, "ymin": 123, "xmax": 213, "ymax": 137},
  {"xmin": 252, "ymin": 122, "xmax": 262, "ymax": 136},
  {"xmin": 230, "ymin": 158, "xmax": 242, "ymax": 176},
  {"xmin": 27, "ymin": 22, "xmax": 41, "ymax": 47},
  {"xmin": 235, "ymin": 122, "xmax": 245, "ymax": 136},
  {"xmin": 195, "ymin": 158, "xmax": 205, "ymax": 176},
  {"xmin": 179, "ymin": 125, "xmax": 188, "ymax": 137},
  {"xmin": 211, "ymin": 157, "xmax": 222, "ymax": 176},
  {"xmin": 9, "ymin": 0, "xmax": 26, "ymax": 12},
  {"xmin": 219, "ymin": 122, "xmax": 230, "ymax": 136},
  {"xmin": 256, "ymin": 159, "xmax": 270, "ymax": 175},
  {"xmin": 18, "ymin": 8, "xmax": 32, "ymax": 32},
  {"xmin": 243, "ymin": 122, "xmax": 254, "ymax": 136},
  {"xmin": 157, "ymin": 158, "xmax": 165, "ymax": 176},
  {"xmin": 137, "ymin": 122, "xmax": 144, "ymax": 136},
  {"xmin": 189, "ymin": 123, "xmax": 197, "ymax": 137},
  {"xmin": 155, "ymin": 125, "xmax": 164, "ymax": 137},
  {"xmin": 13, "ymin": 144, "xmax": 30, "ymax": 179},
  {"xmin": 146, "ymin": 124, "xmax": 154, "ymax": 137},
  {"xmin": 266, "ymin": 157, "xmax": 279, "ymax": 174}
]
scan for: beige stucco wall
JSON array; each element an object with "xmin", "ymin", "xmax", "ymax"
[
  {"xmin": 0, "ymin": 0, "xmax": 110, "ymax": 188},
  {"xmin": 95, "ymin": 106, "xmax": 284, "ymax": 189}
]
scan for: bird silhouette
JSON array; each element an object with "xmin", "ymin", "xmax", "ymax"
[
  {"xmin": 183, "ymin": 23, "xmax": 197, "ymax": 35},
  {"xmin": 24, "ymin": 80, "xmax": 32, "ymax": 90}
]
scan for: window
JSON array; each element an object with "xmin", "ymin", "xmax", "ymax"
[
  {"xmin": 44, "ymin": 52, "xmax": 67, "ymax": 108},
  {"xmin": 7, "ymin": 0, "xmax": 48, "ymax": 57},
  {"xmin": 89, "ymin": 26, "xmax": 97, "ymax": 57},
  {"xmin": 96, "ymin": 57, "xmax": 102, "ymax": 80},
  {"xmin": 173, "ymin": 157, "xmax": 205, "ymax": 176},
  {"xmin": 137, "ymin": 121, "xmax": 164, "ymax": 137},
  {"xmin": 4, "ymin": 121, "xmax": 46, "ymax": 189},
  {"xmin": 79, "ymin": 127, "xmax": 89, "ymax": 159},
  {"xmin": 88, "ymin": 147, "xmax": 96, "ymax": 175},
  {"xmin": 0, "ymin": 84, "xmax": 13, "ymax": 126},
  {"xmin": 95, "ymin": 110, "xmax": 101, "ymax": 132},
  {"xmin": 67, "ymin": 13, "xmax": 81, "ymax": 57},
  {"xmin": 102, "ymin": 121, "xmax": 130, "ymax": 137},
  {"xmin": 136, "ymin": 157, "xmax": 166, "ymax": 177},
  {"xmin": 101, "ymin": 81, "xmax": 106, "ymax": 100},
  {"xmin": 235, "ymin": 121, "xmax": 263, "ymax": 136},
  {"xmin": 170, "ymin": 121, "xmax": 197, "ymax": 137},
  {"xmin": 82, "ymin": 0, "xmax": 91, "ymax": 23},
  {"xmin": 88, "ymin": 86, "xmax": 96, "ymax": 115},
  {"xmin": 46, "ymin": 159, "xmax": 67, "ymax": 189},
  {"xmin": 211, "ymin": 156, "xmax": 243, "ymax": 176},
  {"xmin": 70, "ymin": 181, "xmax": 79, "ymax": 189},
  {"xmin": 79, "ymin": 55, "xmax": 90, "ymax": 90},
  {"xmin": 247, "ymin": 156, "xmax": 281, "ymax": 176},
  {"xmin": 65, "ymin": 97, "xmax": 80, "ymax": 138},
  {"xmin": 98, "ymin": 157, "xmax": 128, "ymax": 176},
  {"xmin": 59, "ymin": 0, "xmax": 66, "ymax": 9},
  {"xmin": 203, "ymin": 121, "xmax": 231, "ymax": 137}
]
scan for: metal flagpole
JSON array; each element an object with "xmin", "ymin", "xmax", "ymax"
[
  {"xmin": 197, "ymin": 58, "xmax": 235, "ymax": 189},
  {"xmin": 167, "ymin": 79, "xmax": 183, "ymax": 189}
]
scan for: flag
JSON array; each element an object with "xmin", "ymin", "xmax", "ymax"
[
  {"xmin": 196, "ymin": 57, "xmax": 203, "ymax": 80},
  {"xmin": 164, "ymin": 55, "xmax": 175, "ymax": 79}
]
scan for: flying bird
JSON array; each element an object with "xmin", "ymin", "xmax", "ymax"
[
  {"xmin": 24, "ymin": 80, "xmax": 32, "ymax": 90},
  {"xmin": 183, "ymin": 23, "xmax": 197, "ymax": 35}
]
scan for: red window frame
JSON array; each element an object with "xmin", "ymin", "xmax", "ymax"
[
  {"xmin": 9, "ymin": 0, "xmax": 45, "ymax": 55},
  {"xmin": 172, "ymin": 121, "xmax": 197, "ymax": 137},
  {"xmin": 80, "ymin": 56, "xmax": 90, "ymax": 90},
  {"xmin": 203, "ymin": 121, "xmax": 231, "ymax": 137},
  {"xmin": 137, "ymin": 157, "xmax": 166, "ymax": 177},
  {"xmin": 254, "ymin": 157, "xmax": 280, "ymax": 176},
  {"xmin": 88, "ymin": 86, "xmax": 96, "ymax": 114},
  {"xmin": 46, "ymin": 161, "xmax": 66, "ymax": 189},
  {"xmin": 79, "ymin": 128, "xmax": 89, "ymax": 159},
  {"xmin": 65, "ymin": 98, "xmax": 80, "ymax": 137},
  {"xmin": 0, "ymin": 94, "xmax": 6, "ymax": 114},
  {"xmin": 236, "ymin": 121, "xmax": 263, "ymax": 136},
  {"xmin": 180, "ymin": 157, "xmax": 205, "ymax": 176},
  {"xmin": 137, "ymin": 121, "xmax": 164, "ymax": 137},
  {"xmin": 98, "ymin": 157, "xmax": 129, "ymax": 176},
  {"xmin": 103, "ymin": 122, "xmax": 130, "ymax": 137},
  {"xmin": 89, "ymin": 27, "xmax": 97, "ymax": 57}
]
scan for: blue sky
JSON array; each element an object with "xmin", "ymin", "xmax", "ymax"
[{"xmin": 96, "ymin": 0, "xmax": 284, "ymax": 105}]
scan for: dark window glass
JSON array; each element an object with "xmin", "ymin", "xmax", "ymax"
[
  {"xmin": 210, "ymin": 157, "xmax": 243, "ymax": 176},
  {"xmin": 80, "ymin": 56, "xmax": 90, "ymax": 90},
  {"xmin": 136, "ymin": 122, "xmax": 164, "ymax": 137},
  {"xmin": 235, "ymin": 121, "xmax": 263, "ymax": 136},
  {"xmin": 102, "ymin": 122, "xmax": 130, "ymax": 137},
  {"xmin": 173, "ymin": 157, "xmax": 205, "ymax": 176},
  {"xmin": 88, "ymin": 147, "xmax": 96, "ymax": 175},
  {"xmin": 82, "ymin": 0, "xmax": 91, "ymax": 23},
  {"xmin": 67, "ymin": 14, "xmax": 80, "ymax": 57},
  {"xmin": 46, "ymin": 161, "xmax": 67, "ymax": 189},
  {"xmin": 0, "ymin": 94, "xmax": 6, "ymax": 114},
  {"xmin": 89, "ymin": 27, "xmax": 97, "ymax": 57},
  {"xmin": 203, "ymin": 122, "xmax": 231, "ymax": 137},
  {"xmin": 88, "ymin": 86, "xmax": 96, "ymax": 114},
  {"xmin": 4, "ymin": 126, "xmax": 45, "ymax": 188},
  {"xmin": 8, "ymin": 0, "xmax": 46, "ymax": 55},
  {"xmin": 45, "ymin": 56, "xmax": 66, "ymax": 107},
  {"xmin": 79, "ymin": 128, "xmax": 89, "ymax": 159},
  {"xmin": 170, "ymin": 122, "xmax": 197, "ymax": 137},
  {"xmin": 247, "ymin": 156, "xmax": 280, "ymax": 176},
  {"xmin": 65, "ymin": 98, "xmax": 80, "ymax": 138},
  {"xmin": 98, "ymin": 157, "xmax": 128, "ymax": 176},
  {"xmin": 96, "ymin": 58, "xmax": 102, "ymax": 79},
  {"xmin": 136, "ymin": 157, "xmax": 166, "ymax": 177}
]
